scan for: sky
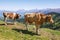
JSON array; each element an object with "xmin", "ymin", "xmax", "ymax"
[{"xmin": 0, "ymin": 0, "xmax": 60, "ymax": 11}]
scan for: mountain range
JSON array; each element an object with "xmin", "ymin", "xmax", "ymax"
[{"xmin": 0, "ymin": 8, "xmax": 60, "ymax": 18}]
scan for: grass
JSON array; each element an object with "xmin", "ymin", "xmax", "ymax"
[
  {"xmin": 0, "ymin": 20, "xmax": 60, "ymax": 40},
  {"xmin": 0, "ymin": 26, "xmax": 22, "ymax": 40},
  {"xmin": 0, "ymin": 26, "xmax": 60, "ymax": 40},
  {"xmin": 0, "ymin": 20, "xmax": 4, "ymax": 24},
  {"xmin": 0, "ymin": 26, "xmax": 49, "ymax": 40},
  {"xmin": 42, "ymin": 28, "xmax": 60, "ymax": 35}
]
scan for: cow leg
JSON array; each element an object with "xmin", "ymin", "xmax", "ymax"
[
  {"xmin": 13, "ymin": 19, "xmax": 16, "ymax": 25},
  {"xmin": 25, "ymin": 22, "xmax": 28, "ymax": 30},
  {"xmin": 35, "ymin": 25, "xmax": 40, "ymax": 35},
  {"xmin": 4, "ymin": 17, "xmax": 7, "ymax": 25},
  {"xmin": 4, "ymin": 17, "xmax": 6, "ymax": 21}
]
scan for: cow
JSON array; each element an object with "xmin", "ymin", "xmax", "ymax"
[
  {"xmin": 24, "ymin": 13, "xmax": 54, "ymax": 35},
  {"xmin": 3, "ymin": 12, "xmax": 21, "ymax": 25}
]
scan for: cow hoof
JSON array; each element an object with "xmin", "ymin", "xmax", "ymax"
[
  {"xmin": 36, "ymin": 33, "xmax": 41, "ymax": 36},
  {"xmin": 5, "ymin": 23, "xmax": 7, "ymax": 25},
  {"xmin": 14, "ymin": 23, "xmax": 16, "ymax": 25},
  {"xmin": 5, "ymin": 24, "xmax": 7, "ymax": 25}
]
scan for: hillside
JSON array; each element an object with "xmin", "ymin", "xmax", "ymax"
[
  {"xmin": 47, "ymin": 12, "xmax": 60, "ymax": 30},
  {"xmin": 0, "ymin": 9, "xmax": 60, "ymax": 40},
  {"xmin": 0, "ymin": 20, "xmax": 60, "ymax": 40}
]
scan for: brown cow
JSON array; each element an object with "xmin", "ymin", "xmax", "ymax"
[
  {"xmin": 3, "ymin": 12, "xmax": 21, "ymax": 25},
  {"xmin": 24, "ymin": 13, "xmax": 54, "ymax": 35}
]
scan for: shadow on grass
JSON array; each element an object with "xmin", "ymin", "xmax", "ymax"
[
  {"xmin": 12, "ymin": 28, "xmax": 37, "ymax": 36},
  {"xmin": 0, "ymin": 23, "xmax": 14, "ymax": 26},
  {"xmin": 0, "ymin": 24, "xmax": 5, "ymax": 25}
]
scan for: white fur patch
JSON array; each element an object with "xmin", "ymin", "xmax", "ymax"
[
  {"xmin": 4, "ymin": 12, "xmax": 8, "ymax": 15},
  {"xmin": 12, "ymin": 13, "xmax": 16, "ymax": 19},
  {"xmin": 13, "ymin": 13, "xmax": 16, "ymax": 16}
]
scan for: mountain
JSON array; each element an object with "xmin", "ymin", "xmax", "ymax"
[
  {"xmin": 0, "ymin": 10, "xmax": 4, "ymax": 17},
  {"xmin": 40, "ymin": 8, "xmax": 60, "ymax": 13},
  {"xmin": 0, "ymin": 8, "xmax": 60, "ymax": 18},
  {"xmin": 16, "ymin": 8, "xmax": 60, "ymax": 15},
  {"xmin": 16, "ymin": 9, "xmax": 26, "ymax": 18},
  {"xmin": 15, "ymin": 8, "xmax": 60, "ymax": 18}
]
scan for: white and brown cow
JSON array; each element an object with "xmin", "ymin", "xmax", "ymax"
[
  {"xmin": 24, "ymin": 13, "xmax": 54, "ymax": 35},
  {"xmin": 3, "ymin": 12, "xmax": 21, "ymax": 25}
]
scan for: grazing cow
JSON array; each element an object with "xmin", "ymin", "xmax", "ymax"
[
  {"xmin": 24, "ymin": 13, "xmax": 54, "ymax": 35},
  {"xmin": 3, "ymin": 12, "xmax": 21, "ymax": 25}
]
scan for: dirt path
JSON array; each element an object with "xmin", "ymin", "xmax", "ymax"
[{"xmin": 0, "ymin": 23, "xmax": 26, "ymax": 30}]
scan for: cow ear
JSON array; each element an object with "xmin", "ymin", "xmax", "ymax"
[
  {"xmin": 20, "ymin": 15, "xmax": 21, "ymax": 16},
  {"xmin": 18, "ymin": 15, "xmax": 21, "ymax": 16}
]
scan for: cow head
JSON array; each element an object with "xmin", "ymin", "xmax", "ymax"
[
  {"xmin": 18, "ymin": 14, "xmax": 21, "ymax": 18},
  {"xmin": 16, "ymin": 14, "xmax": 21, "ymax": 19},
  {"xmin": 46, "ymin": 15, "xmax": 54, "ymax": 24}
]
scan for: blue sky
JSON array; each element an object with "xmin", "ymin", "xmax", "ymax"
[{"xmin": 0, "ymin": 0, "xmax": 60, "ymax": 11}]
